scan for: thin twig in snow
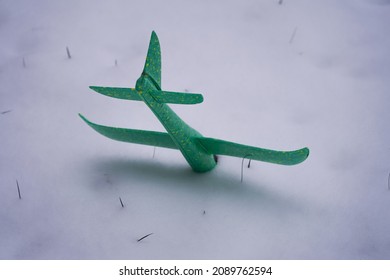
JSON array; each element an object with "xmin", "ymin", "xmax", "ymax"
[
  {"xmin": 1, "ymin": 110, "xmax": 12, "ymax": 115},
  {"xmin": 119, "ymin": 197, "xmax": 124, "ymax": 208},
  {"xmin": 16, "ymin": 180, "xmax": 21, "ymax": 199},
  {"xmin": 66, "ymin": 46, "xmax": 71, "ymax": 59},
  {"xmin": 241, "ymin": 154, "xmax": 252, "ymax": 183},
  {"xmin": 137, "ymin": 233, "xmax": 153, "ymax": 242},
  {"xmin": 388, "ymin": 172, "xmax": 390, "ymax": 190},
  {"xmin": 289, "ymin": 27, "xmax": 298, "ymax": 44}
]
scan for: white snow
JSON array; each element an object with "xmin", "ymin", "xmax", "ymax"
[{"xmin": 1, "ymin": 0, "xmax": 389, "ymax": 259}]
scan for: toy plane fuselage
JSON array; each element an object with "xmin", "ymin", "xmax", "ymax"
[
  {"xmin": 135, "ymin": 73, "xmax": 216, "ymax": 172},
  {"xmin": 79, "ymin": 31, "xmax": 309, "ymax": 173}
]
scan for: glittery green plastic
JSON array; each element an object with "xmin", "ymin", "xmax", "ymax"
[{"xmin": 79, "ymin": 31, "xmax": 309, "ymax": 172}]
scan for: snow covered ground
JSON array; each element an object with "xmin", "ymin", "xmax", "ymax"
[{"xmin": 1, "ymin": 0, "xmax": 389, "ymax": 259}]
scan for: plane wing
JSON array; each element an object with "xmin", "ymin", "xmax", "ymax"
[
  {"xmin": 196, "ymin": 137, "xmax": 309, "ymax": 165},
  {"xmin": 79, "ymin": 114, "xmax": 178, "ymax": 150}
]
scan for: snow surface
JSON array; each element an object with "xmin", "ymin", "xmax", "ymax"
[{"xmin": 1, "ymin": 0, "xmax": 390, "ymax": 259}]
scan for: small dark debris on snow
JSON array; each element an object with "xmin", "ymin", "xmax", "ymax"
[
  {"xmin": 16, "ymin": 180, "xmax": 21, "ymax": 199},
  {"xmin": 104, "ymin": 173, "xmax": 112, "ymax": 185},
  {"xmin": 1, "ymin": 110, "xmax": 12, "ymax": 115},
  {"xmin": 66, "ymin": 46, "xmax": 71, "ymax": 59},
  {"xmin": 241, "ymin": 155, "xmax": 252, "ymax": 183},
  {"xmin": 289, "ymin": 27, "xmax": 298, "ymax": 44},
  {"xmin": 388, "ymin": 172, "xmax": 390, "ymax": 190},
  {"xmin": 119, "ymin": 197, "xmax": 124, "ymax": 208},
  {"xmin": 137, "ymin": 233, "xmax": 154, "ymax": 242}
]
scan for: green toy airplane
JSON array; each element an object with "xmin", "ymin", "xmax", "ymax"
[{"xmin": 79, "ymin": 31, "xmax": 309, "ymax": 173}]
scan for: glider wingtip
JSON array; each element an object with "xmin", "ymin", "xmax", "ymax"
[
  {"xmin": 89, "ymin": 86, "xmax": 101, "ymax": 95},
  {"xmin": 78, "ymin": 113, "xmax": 86, "ymax": 121},
  {"xmin": 283, "ymin": 147, "xmax": 310, "ymax": 165},
  {"xmin": 78, "ymin": 113, "xmax": 92, "ymax": 125},
  {"xmin": 303, "ymin": 147, "xmax": 310, "ymax": 158},
  {"xmin": 89, "ymin": 86, "xmax": 99, "ymax": 92},
  {"xmin": 192, "ymin": 93, "xmax": 204, "ymax": 104},
  {"xmin": 150, "ymin": 30, "xmax": 159, "ymax": 42},
  {"xmin": 297, "ymin": 147, "xmax": 310, "ymax": 164}
]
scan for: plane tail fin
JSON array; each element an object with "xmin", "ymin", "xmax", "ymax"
[{"xmin": 143, "ymin": 31, "xmax": 161, "ymax": 89}]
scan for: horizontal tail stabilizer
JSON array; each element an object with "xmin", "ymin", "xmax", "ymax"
[
  {"xmin": 153, "ymin": 90, "xmax": 203, "ymax": 104},
  {"xmin": 196, "ymin": 137, "xmax": 309, "ymax": 165},
  {"xmin": 89, "ymin": 86, "xmax": 142, "ymax": 101},
  {"xmin": 79, "ymin": 114, "xmax": 178, "ymax": 149}
]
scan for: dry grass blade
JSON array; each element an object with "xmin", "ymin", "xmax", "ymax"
[
  {"xmin": 388, "ymin": 172, "xmax": 390, "ymax": 190},
  {"xmin": 137, "ymin": 233, "xmax": 154, "ymax": 242},
  {"xmin": 289, "ymin": 27, "xmax": 298, "ymax": 44},
  {"xmin": 16, "ymin": 180, "xmax": 21, "ymax": 199},
  {"xmin": 241, "ymin": 154, "xmax": 252, "ymax": 183},
  {"xmin": 66, "ymin": 46, "xmax": 71, "ymax": 59}
]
